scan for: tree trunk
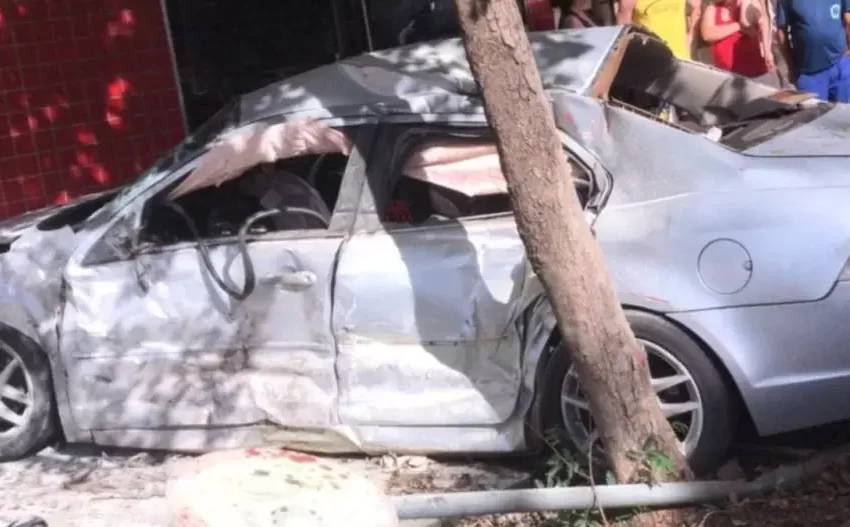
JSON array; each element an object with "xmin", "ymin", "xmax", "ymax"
[{"xmin": 452, "ymin": 0, "xmax": 691, "ymax": 521}]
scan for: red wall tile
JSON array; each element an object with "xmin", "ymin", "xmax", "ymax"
[{"xmin": 0, "ymin": 0, "xmax": 184, "ymax": 219}]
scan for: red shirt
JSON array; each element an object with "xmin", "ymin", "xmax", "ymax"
[{"xmin": 710, "ymin": 3, "xmax": 768, "ymax": 78}]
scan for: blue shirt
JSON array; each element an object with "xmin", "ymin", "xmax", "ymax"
[{"xmin": 776, "ymin": 0, "xmax": 850, "ymax": 74}]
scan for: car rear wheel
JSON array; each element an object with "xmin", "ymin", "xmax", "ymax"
[
  {"xmin": 541, "ymin": 310, "xmax": 739, "ymax": 476},
  {"xmin": 0, "ymin": 329, "xmax": 55, "ymax": 462}
]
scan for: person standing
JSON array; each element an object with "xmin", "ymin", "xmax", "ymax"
[
  {"xmin": 617, "ymin": 0, "xmax": 702, "ymax": 59},
  {"xmin": 701, "ymin": 0, "xmax": 776, "ymax": 78},
  {"xmin": 554, "ymin": 0, "xmax": 598, "ymax": 29},
  {"xmin": 775, "ymin": 0, "xmax": 850, "ymax": 101}
]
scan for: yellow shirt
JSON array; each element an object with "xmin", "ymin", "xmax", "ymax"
[{"xmin": 633, "ymin": 0, "xmax": 690, "ymax": 59}]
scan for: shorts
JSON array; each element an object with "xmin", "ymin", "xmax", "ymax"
[{"xmin": 796, "ymin": 56, "xmax": 850, "ymax": 103}]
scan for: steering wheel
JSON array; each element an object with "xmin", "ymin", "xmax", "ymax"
[
  {"xmin": 271, "ymin": 205, "xmax": 330, "ymax": 229},
  {"xmin": 307, "ymin": 154, "xmax": 347, "ymax": 212},
  {"xmin": 262, "ymin": 172, "xmax": 333, "ymax": 231},
  {"xmin": 162, "ymin": 200, "xmax": 268, "ymax": 301},
  {"xmin": 307, "ymin": 154, "xmax": 330, "ymax": 188}
]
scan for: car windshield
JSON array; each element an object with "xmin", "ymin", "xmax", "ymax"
[
  {"xmin": 82, "ymin": 100, "xmax": 241, "ymax": 227},
  {"xmin": 122, "ymin": 100, "xmax": 241, "ymax": 198}
]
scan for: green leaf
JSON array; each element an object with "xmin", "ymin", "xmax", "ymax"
[{"xmin": 649, "ymin": 451, "xmax": 675, "ymax": 477}]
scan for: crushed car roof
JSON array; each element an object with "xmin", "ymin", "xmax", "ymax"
[{"xmin": 240, "ymin": 26, "xmax": 629, "ymax": 123}]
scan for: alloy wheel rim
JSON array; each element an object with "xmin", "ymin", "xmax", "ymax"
[
  {"xmin": 0, "ymin": 344, "xmax": 34, "ymax": 436},
  {"xmin": 559, "ymin": 338, "xmax": 705, "ymax": 459}
]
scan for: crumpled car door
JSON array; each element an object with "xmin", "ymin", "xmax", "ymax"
[
  {"xmin": 331, "ymin": 125, "xmax": 610, "ymax": 451},
  {"xmin": 58, "ymin": 174, "xmax": 347, "ymax": 435}
]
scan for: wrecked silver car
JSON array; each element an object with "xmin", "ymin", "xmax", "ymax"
[{"xmin": 1, "ymin": 25, "xmax": 848, "ymax": 476}]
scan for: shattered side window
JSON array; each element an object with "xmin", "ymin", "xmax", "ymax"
[
  {"xmin": 384, "ymin": 139, "xmax": 511, "ymax": 225},
  {"xmin": 167, "ymin": 118, "xmax": 351, "ymax": 199},
  {"xmin": 137, "ymin": 119, "xmax": 355, "ymax": 247},
  {"xmin": 383, "ymin": 136, "xmax": 593, "ymax": 227},
  {"xmin": 109, "ymin": 101, "xmax": 241, "ymax": 208},
  {"xmin": 174, "ymin": 100, "xmax": 241, "ymax": 164}
]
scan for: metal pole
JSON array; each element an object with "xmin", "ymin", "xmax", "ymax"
[
  {"xmin": 159, "ymin": 0, "xmax": 190, "ymax": 135},
  {"xmin": 394, "ymin": 480, "xmax": 754, "ymax": 519},
  {"xmin": 393, "ymin": 446, "xmax": 848, "ymax": 520}
]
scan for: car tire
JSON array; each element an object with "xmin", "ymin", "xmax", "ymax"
[
  {"xmin": 0, "ymin": 328, "xmax": 56, "ymax": 462},
  {"xmin": 541, "ymin": 309, "xmax": 739, "ymax": 476}
]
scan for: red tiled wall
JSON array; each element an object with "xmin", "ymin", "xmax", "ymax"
[{"xmin": 0, "ymin": 0, "xmax": 184, "ymax": 219}]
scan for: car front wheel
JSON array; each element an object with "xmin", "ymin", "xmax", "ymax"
[
  {"xmin": 0, "ymin": 328, "xmax": 55, "ymax": 462},
  {"xmin": 541, "ymin": 310, "xmax": 739, "ymax": 476}
]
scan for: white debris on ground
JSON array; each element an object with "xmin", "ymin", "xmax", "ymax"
[{"xmin": 0, "ymin": 446, "xmax": 531, "ymax": 527}]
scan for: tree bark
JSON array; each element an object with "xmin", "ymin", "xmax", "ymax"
[{"xmin": 452, "ymin": 0, "xmax": 691, "ymax": 522}]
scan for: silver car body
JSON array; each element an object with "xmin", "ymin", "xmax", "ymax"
[{"xmin": 2, "ymin": 25, "xmax": 849, "ymax": 454}]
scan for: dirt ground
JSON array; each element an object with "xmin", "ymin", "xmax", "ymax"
[
  {"xmin": 695, "ymin": 456, "xmax": 850, "ymax": 527},
  {"xmin": 400, "ymin": 426, "xmax": 850, "ymax": 527},
  {"xmin": 439, "ymin": 464, "xmax": 850, "ymax": 527},
  {"xmin": 433, "ymin": 463, "xmax": 850, "ymax": 527},
  {"xmin": 3, "ymin": 440, "xmax": 850, "ymax": 527},
  {"xmin": 436, "ymin": 448, "xmax": 850, "ymax": 527},
  {"xmin": 0, "ymin": 446, "xmax": 530, "ymax": 527}
]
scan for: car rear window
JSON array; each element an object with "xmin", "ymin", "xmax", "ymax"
[{"xmin": 719, "ymin": 104, "xmax": 832, "ymax": 151}]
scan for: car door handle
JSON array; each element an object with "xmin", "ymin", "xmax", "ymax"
[{"xmin": 277, "ymin": 270, "xmax": 317, "ymax": 291}]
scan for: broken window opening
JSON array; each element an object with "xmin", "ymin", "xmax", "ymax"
[
  {"xmin": 382, "ymin": 136, "xmax": 592, "ymax": 228},
  {"xmin": 137, "ymin": 119, "xmax": 353, "ymax": 248},
  {"xmin": 604, "ymin": 32, "xmax": 827, "ymax": 148}
]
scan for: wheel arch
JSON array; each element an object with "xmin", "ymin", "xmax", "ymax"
[
  {"xmin": 651, "ymin": 307, "xmax": 757, "ymax": 431},
  {"xmin": 521, "ymin": 299, "xmax": 755, "ymax": 448},
  {"xmin": 0, "ymin": 306, "xmax": 82, "ymax": 444},
  {"xmin": 624, "ymin": 304, "xmax": 755, "ymax": 430},
  {"xmin": 0, "ymin": 318, "xmax": 69, "ymax": 438},
  {"xmin": 0, "ymin": 304, "xmax": 45, "ymax": 352}
]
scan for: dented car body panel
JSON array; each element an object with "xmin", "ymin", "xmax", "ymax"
[
  {"xmin": 240, "ymin": 27, "xmax": 624, "ymax": 124},
  {"xmin": 2, "ymin": 25, "xmax": 850, "ymax": 453},
  {"xmin": 334, "ymin": 216, "xmax": 528, "ymax": 428}
]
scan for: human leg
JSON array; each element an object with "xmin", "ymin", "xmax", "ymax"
[{"xmin": 828, "ymin": 56, "xmax": 850, "ymax": 103}]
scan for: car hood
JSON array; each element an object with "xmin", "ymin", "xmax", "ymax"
[
  {"xmin": 0, "ymin": 204, "xmax": 66, "ymax": 243},
  {"xmin": 744, "ymin": 104, "xmax": 850, "ymax": 158},
  {"xmin": 0, "ymin": 188, "xmax": 117, "ymax": 245}
]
